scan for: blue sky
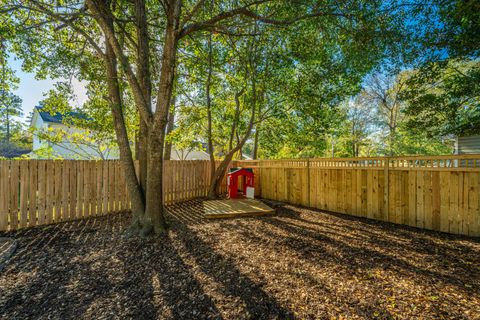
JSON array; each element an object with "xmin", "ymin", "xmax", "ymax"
[{"xmin": 8, "ymin": 55, "xmax": 88, "ymax": 123}]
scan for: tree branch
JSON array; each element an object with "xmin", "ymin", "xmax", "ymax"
[{"xmin": 179, "ymin": 2, "xmax": 351, "ymax": 38}]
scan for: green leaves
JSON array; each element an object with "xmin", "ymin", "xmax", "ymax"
[{"xmin": 402, "ymin": 59, "xmax": 480, "ymax": 137}]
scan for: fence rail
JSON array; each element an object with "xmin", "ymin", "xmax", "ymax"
[
  {"xmin": 235, "ymin": 154, "xmax": 480, "ymax": 237},
  {"xmin": 0, "ymin": 159, "xmax": 229, "ymax": 231}
]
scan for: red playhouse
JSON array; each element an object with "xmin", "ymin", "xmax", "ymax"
[{"xmin": 227, "ymin": 167, "xmax": 255, "ymax": 199}]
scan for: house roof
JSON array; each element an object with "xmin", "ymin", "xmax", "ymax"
[{"xmin": 35, "ymin": 106, "xmax": 90, "ymax": 124}]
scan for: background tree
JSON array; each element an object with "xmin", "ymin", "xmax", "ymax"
[
  {"xmin": 0, "ymin": 38, "xmax": 30, "ymax": 157},
  {"xmin": 343, "ymin": 97, "xmax": 376, "ymax": 157},
  {"xmin": 402, "ymin": 59, "xmax": 480, "ymax": 137}
]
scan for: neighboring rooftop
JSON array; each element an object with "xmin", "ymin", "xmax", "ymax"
[{"xmin": 34, "ymin": 106, "xmax": 90, "ymax": 124}]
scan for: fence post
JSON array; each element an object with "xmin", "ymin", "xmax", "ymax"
[
  {"xmin": 384, "ymin": 157, "xmax": 390, "ymax": 220},
  {"xmin": 307, "ymin": 158, "xmax": 311, "ymax": 207}
]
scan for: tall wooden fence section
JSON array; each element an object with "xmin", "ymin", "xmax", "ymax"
[
  {"xmin": 0, "ymin": 160, "xmax": 228, "ymax": 232},
  {"xmin": 235, "ymin": 155, "xmax": 480, "ymax": 237}
]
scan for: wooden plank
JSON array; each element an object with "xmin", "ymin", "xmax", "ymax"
[
  {"xmin": 96, "ymin": 160, "xmax": 102, "ymax": 213},
  {"xmin": 378, "ymin": 170, "xmax": 385, "ymax": 220},
  {"xmin": 408, "ymin": 170, "xmax": 417, "ymax": 227},
  {"xmin": 356, "ymin": 170, "xmax": 362, "ymax": 216},
  {"xmin": 432, "ymin": 171, "xmax": 441, "ymax": 231},
  {"xmin": 396, "ymin": 171, "xmax": 403, "ymax": 224},
  {"xmin": 350, "ymin": 168, "xmax": 357, "ymax": 215},
  {"xmin": 204, "ymin": 199, "xmax": 274, "ymax": 219},
  {"xmin": 9, "ymin": 161, "xmax": 19, "ymax": 230},
  {"xmin": 118, "ymin": 162, "xmax": 125, "ymax": 210},
  {"xmin": 384, "ymin": 158, "xmax": 390, "ymax": 222},
  {"xmin": 109, "ymin": 161, "xmax": 115, "ymax": 211},
  {"xmin": 401, "ymin": 171, "xmax": 409, "ymax": 225},
  {"xmin": 45, "ymin": 161, "xmax": 54, "ymax": 224},
  {"xmin": 77, "ymin": 161, "xmax": 84, "ymax": 218},
  {"xmin": 0, "ymin": 161, "xmax": 9, "ymax": 231},
  {"xmin": 102, "ymin": 161, "xmax": 109, "ymax": 213},
  {"xmin": 28, "ymin": 160, "xmax": 38, "ymax": 227},
  {"xmin": 372, "ymin": 170, "xmax": 380, "ymax": 219},
  {"xmin": 361, "ymin": 170, "xmax": 368, "ymax": 217},
  {"xmin": 416, "ymin": 171, "xmax": 425, "ymax": 228},
  {"xmin": 54, "ymin": 161, "xmax": 63, "ymax": 222},
  {"xmin": 449, "ymin": 172, "xmax": 459, "ymax": 234},
  {"xmin": 467, "ymin": 172, "xmax": 479, "ymax": 237},
  {"xmin": 19, "ymin": 161, "xmax": 29, "ymax": 228},
  {"xmin": 367, "ymin": 170, "xmax": 374, "ymax": 219},
  {"xmin": 115, "ymin": 161, "xmax": 121, "ymax": 210},
  {"xmin": 439, "ymin": 171, "xmax": 450, "ymax": 233},
  {"xmin": 84, "ymin": 161, "xmax": 91, "ymax": 217},
  {"xmin": 424, "ymin": 171, "xmax": 433, "ymax": 230},
  {"xmin": 91, "ymin": 161, "xmax": 97, "ymax": 216},
  {"xmin": 337, "ymin": 169, "xmax": 345, "ymax": 213},
  {"xmin": 37, "ymin": 161, "xmax": 46, "ymax": 226},
  {"xmin": 461, "ymin": 172, "xmax": 468, "ymax": 235},
  {"xmin": 344, "ymin": 169, "xmax": 351, "ymax": 214},
  {"xmin": 69, "ymin": 161, "xmax": 77, "ymax": 220},
  {"xmin": 62, "ymin": 161, "xmax": 70, "ymax": 221}
]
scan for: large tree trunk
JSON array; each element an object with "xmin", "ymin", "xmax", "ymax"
[
  {"xmin": 142, "ymin": 0, "xmax": 181, "ymax": 235},
  {"xmin": 135, "ymin": 0, "xmax": 151, "ymax": 193},
  {"xmin": 104, "ymin": 42, "xmax": 145, "ymax": 230},
  {"xmin": 138, "ymin": 121, "xmax": 148, "ymax": 192},
  {"xmin": 142, "ymin": 132, "xmax": 168, "ymax": 234},
  {"xmin": 206, "ymin": 32, "xmax": 216, "ymax": 182}
]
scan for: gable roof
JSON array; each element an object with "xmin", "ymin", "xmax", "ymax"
[{"xmin": 35, "ymin": 106, "xmax": 90, "ymax": 124}]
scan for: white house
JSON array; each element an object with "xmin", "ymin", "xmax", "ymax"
[
  {"xmin": 31, "ymin": 107, "xmax": 210, "ymax": 160},
  {"xmin": 31, "ymin": 107, "xmax": 119, "ymax": 159},
  {"xmin": 455, "ymin": 135, "xmax": 480, "ymax": 154},
  {"xmin": 168, "ymin": 147, "xmax": 210, "ymax": 160}
]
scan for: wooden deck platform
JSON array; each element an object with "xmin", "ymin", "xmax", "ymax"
[{"xmin": 204, "ymin": 199, "xmax": 275, "ymax": 219}]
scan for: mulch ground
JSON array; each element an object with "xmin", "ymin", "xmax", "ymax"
[{"xmin": 0, "ymin": 199, "xmax": 479, "ymax": 320}]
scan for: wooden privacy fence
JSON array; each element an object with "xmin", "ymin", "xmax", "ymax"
[
  {"xmin": 0, "ymin": 160, "xmax": 229, "ymax": 231},
  {"xmin": 234, "ymin": 155, "xmax": 480, "ymax": 237}
]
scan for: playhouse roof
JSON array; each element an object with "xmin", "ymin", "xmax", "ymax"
[{"xmin": 228, "ymin": 167, "xmax": 254, "ymax": 176}]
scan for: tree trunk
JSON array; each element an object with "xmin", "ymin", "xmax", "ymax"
[
  {"xmin": 164, "ymin": 97, "xmax": 175, "ymax": 160},
  {"xmin": 253, "ymin": 108, "xmax": 260, "ymax": 159},
  {"xmin": 142, "ymin": 132, "xmax": 168, "ymax": 234},
  {"xmin": 138, "ymin": 121, "xmax": 148, "ymax": 192},
  {"xmin": 208, "ymin": 151, "xmax": 235, "ymax": 198},
  {"xmin": 206, "ymin": 31, "xmax": 216, "ymax": 182},
  {"xmin": 142, "ymin": 0, "xmax": 181, "ymax": 235},
  {"xmin": 331, "ymin": 138, "xmax": 335, "ymax": 157},
  {"xmin": 104, "ymin": 42, "xmax": 145, "ymax": 231},
  {"xmin": 135, "ymin": 0, "xmax": 151, "ymax": 195}
]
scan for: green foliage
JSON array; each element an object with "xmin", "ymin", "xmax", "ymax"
[
  {"xmin": 2, "ymin": 0, "xmax": 471, "ymax": 162},
  {"xmin": 402, "ymin": 59, "xmax": 480, "ymax": 137}
]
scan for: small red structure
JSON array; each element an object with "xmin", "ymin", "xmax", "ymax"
[{"xmin": 227, "ymin": 167, "xmax": 255, "ymax": 199}]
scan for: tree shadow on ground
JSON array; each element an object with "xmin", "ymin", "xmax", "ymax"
[
  {"xmin": 171, "ymin": 221, "xmax": 295, "ymax": 319},
  {"xmin": 238, "ymin": 205, "xmax": 480, "ymax": 295},
  {"xmin": 0, "ymin": 214, "xmax": 222, "ymax": 319}
]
